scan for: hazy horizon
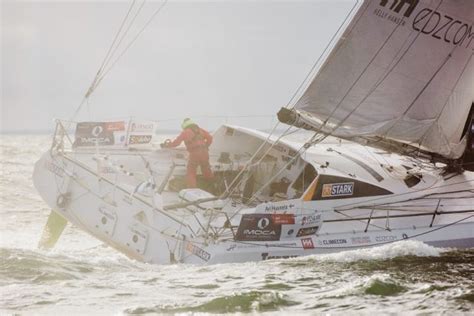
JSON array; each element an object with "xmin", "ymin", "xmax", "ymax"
[{"xmin": 2, "ymin": 0, "xmax": 354, "ymax": 133}]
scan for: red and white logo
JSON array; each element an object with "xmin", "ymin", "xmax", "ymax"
[
  {"xmin": 272, "ymin": 214, "xmax": 295, "ymax": 225},
  {"xmin": 301, "ymin": 238, "xmax": 314, "ymax": 250}
]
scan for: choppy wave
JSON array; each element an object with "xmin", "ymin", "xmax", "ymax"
[
  {"xmin": 125, "ymin": 291, "xmax": 299, "ymax": 314},
  {"xmin": 1, "ymin": 135, "xmax": 473, "ymax": 314},
  {"xmin": 307, "ymin": 240, "xmax": 442, "ymax": 263},
  {"xmin": 2, "ymin": 244, "xmax": 473, "ymax": 314}
]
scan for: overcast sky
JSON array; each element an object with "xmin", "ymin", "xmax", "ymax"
[{"xmin": 1, "ymin": 0, "xmax": 354, "ymax": 132}]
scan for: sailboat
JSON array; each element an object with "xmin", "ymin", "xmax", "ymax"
[{"xmin": 33, "ymin": 0, "xmax": 474, "ymax": 264}]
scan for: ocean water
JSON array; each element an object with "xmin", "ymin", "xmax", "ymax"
[{"xmin": 1, "ymin": 134, "xmax": 473, "ymax": 314}]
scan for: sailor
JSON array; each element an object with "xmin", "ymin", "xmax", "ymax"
[{"xmin": 161, "ymin": 118, "xmax": 214, "ymax": 188}]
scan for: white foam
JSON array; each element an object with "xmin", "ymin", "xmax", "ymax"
[
  {"xmin": 306, "ymin": 240, "xmax": 441, "ymax": 263},
  {"xmin": 317, "ymin": 273, "xmax": 395, "ymax": 298}
]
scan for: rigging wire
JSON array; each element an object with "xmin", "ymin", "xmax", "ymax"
[
  {"xmin": 69, "ymin": 0, "xmax": 138, "ymax": 123},
  {"xmin": 98, "ymin": 0, "xmax": 148, "ymax": 77},
  {"xmin": 217, "ymin": 146, "xmax": 474, "ymax": 237},
  {"xmin": 414, "ymin": 52, "xmax": 474, "ymax": 152},
  {"xmin": 51, "ymin": 0, "xmax": 474, "ymax": 255},
  {"xmin": 64, "ymin": 0, "xmax": 465, "ymax": 237},
  {"xmin": 222, "ymin": 131, "xmax": 322, "ymax": 226},
  {"xmin": 95, "ymin": 0, "xmax": 168, "ymax": 88},
  {"xmin": 287, "ymin": 0, "xmax": 455, "ymax": 166},
  {"xmin": 321, "ymin": 0, "xmax": 444, "ymax": 149},
  {"xmin": 380, "ymin": 42, "xmax": 457, "ymax": 140},
  {"xmin": 152, "ymin": 114, "xmax": 276, "ymax": 123},
  {"xmin": 96, "ymin": 0, "xmax": 138, "ymax": 79},
  {"xmin": 305, "ymin": 0, "xmax": 424, "ymax": 144},
  {"xmin": 219, "ymin": 124, "xmax": 293, "ymax": 198},
  {"xmin": 282, "ymin": 0, "xmax": 364, "ymax": 110},
  {"xmin": 334, "ymin": 179, "xmax": 474, "ymax": 212},
  {"xmin": 68, "ymin": 0, "xmax": 362, "ymax": 205},
  {"xmin": 315, "ymin": 0, "xmax": 403, "ymax": 131},
  {"xmin": 220, "ymin": 213, "xmax": 474, "ymax": 250},
  {"xmin": 205, "ymin": 124, "xmax": 295, "ymax": 234},
  {"xmin": 210, "ymin": 0, "xmax": 365, "ymax": 224},
  {"xmin": 70, "ymin": 0, "xmax": 168, "ymax": 121}
]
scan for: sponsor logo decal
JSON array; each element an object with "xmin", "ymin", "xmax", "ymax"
[
  {"xmin": 301, "ymin": 238, "xmax": 314, "ymax": 249},
  {"xmin": 301, "ymin": 214, "xmax": 321, "ymax": 226},
  {"xmin": 374, "ymin": 1, "xmax": 473, "ymax": 51},
  {"xmin": 379, "ymin": 0, "xmax": 419, "ymax": 18},
  {"xmin": 319, "ymin": 239, "xmax": 347, "ymax": 245},
  {"xmin": 186, "ymin": 242, "xmax": 211, "ymax": 262},
  {"xmin": 131, "ymin": 122, "xmax": 154, "ymax": 133},
  {"xmin": 261, "ymin": 253, "xmax": 299, "ymax": 261},
  {"xmin": 235, "ymin": 214, "xmax": 282, "ymax": 241},
  {"xmin": 351, "ymin": 236, "xmax": 371, "ymax": 245},
  {"xmin": 375, "ymin": 235, "xmax": 398, "ymax": 242},
  {"xmin": 264, "ymin": 203, "xmax": 295, "ymax": 212},
  {"xmin": 128, "ymin": 135, "xmax": 152, "ymax": 145},
  {"xmin": 106, "ymin": 121, "xmax": 125, "ymax": 131},
  {"xmin": 321, "ymin": 182, "xmax": 354, "ymax": 198},
  {"xmin": 91, "ymin": 125, "xmax": 103, "ymax": 137},
  {"xmin": 412, "ymin": 9, "xmax": 474, "ymax": 50},
  {"xmin": 272, "ymin": 214, "xmax": 295, "ymax": 225},
  {"xmin": 258, "ymin": 217, "xmax": 270, "ymax": 229},
  {"xmin": 373, "ymin": 8, "xmax": 406, "ymax": 26},
  {"xmin": 296, "ymin": 226, "xmax": 319, "ymax": 237},
  {"xmin": 74, "ymin": 121, "xmax": 125, "ymax": 147}
]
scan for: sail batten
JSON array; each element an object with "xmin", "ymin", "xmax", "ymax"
[{"xmin": 282, "ymin": 0, "xmax": 474, "ymax": 160}]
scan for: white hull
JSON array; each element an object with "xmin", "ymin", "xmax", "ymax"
[{"xmin": 33, "ymin": 123, "xmax": 474, "ymax": 264}]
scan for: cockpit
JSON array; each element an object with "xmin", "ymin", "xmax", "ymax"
[{"xmin": 165, "ymin": 125, "xmax": 318, "ymax": 206}]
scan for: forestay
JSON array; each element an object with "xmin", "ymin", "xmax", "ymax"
[{"xmin": 279, "ymin": 0, "xmax": 474, "ymax": 160}]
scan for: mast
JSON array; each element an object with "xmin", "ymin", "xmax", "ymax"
[{"xmin": 461, "ymin": 103, "xmax": 474, "ymax": 170}]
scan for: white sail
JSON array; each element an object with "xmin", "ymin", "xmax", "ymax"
[{"xmin": 282, "ymin": 0, "xmax": 474, "ymax": 160}]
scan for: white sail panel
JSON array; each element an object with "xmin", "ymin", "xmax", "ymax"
[{"xmin": 292, "ymin": 0, "xmax": 474, "ymax": 159}]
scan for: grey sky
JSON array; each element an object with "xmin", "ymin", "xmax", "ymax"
[{"xmin": 1, "ymin": 0, "xmax": 354, "ymax": 132}]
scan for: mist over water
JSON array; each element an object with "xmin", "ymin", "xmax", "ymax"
[{"xmin": 1, "ymin": 135, "xmax": 473, "ymax": 314}]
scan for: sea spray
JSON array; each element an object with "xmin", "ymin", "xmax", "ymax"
[{"xmin": 293, "ymin": 240, "xmax": 442, "ymax": 263}]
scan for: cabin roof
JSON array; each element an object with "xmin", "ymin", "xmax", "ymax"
[{"xmin": 222, "ymin": 124, "xmax": 435, "ymax": 192}]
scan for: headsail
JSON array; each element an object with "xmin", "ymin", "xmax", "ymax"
[{"xmin": 279, "ymin": 0, "xmax": 474, "ymax": 160}]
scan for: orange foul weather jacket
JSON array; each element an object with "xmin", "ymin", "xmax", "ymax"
[{"xmin": 167, "ymin": 126, "xmax": 214, "ymax": 188}]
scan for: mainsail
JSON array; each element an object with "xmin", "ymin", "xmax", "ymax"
[{"xmin": 279, "ymin": 0, "xmax": 474, "ymax": 160}]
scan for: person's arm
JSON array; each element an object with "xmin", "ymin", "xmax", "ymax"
[
  {"xmin": 201, "ymin": 128, "xmax": 213, "ymax": 146},
  {"xmin": 167, "ymin": 130, "xmax": 188, "ymax": 148}
]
